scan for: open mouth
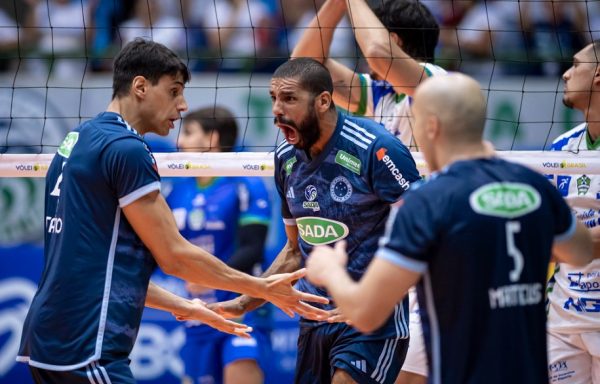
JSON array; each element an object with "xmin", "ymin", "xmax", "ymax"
[{"xmin": 277, "ymin": 123, "xmax": 299, "ymax": 145}]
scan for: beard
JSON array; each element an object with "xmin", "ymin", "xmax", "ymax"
[{"xmin": 274, "ymin": 103, "xmax": 321, "ymax": 151}]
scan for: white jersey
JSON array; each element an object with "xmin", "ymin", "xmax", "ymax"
[
  {"xmin": 548, "ymin": 123, "xmax": 600, "ymax": 333},
  {"xmin": 355, "ymin": 63, "xmax": 447, "ymax": 149}
]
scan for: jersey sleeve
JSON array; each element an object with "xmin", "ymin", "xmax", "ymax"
[
  {"xmin": 355, "ymin": 73, "xmax": 373, "ymax": 117},
  {"xmin": 102, "ymin": 137, "xmax": 161, "ymax": 208},
  {"xmin": 238, "ymin": 178, "xmax": 271, "ymax": 226},
  {"xmin": 369, "ymin": 135, "xmax": 421, "ymax": 203},
  {"xmin": 274, "ymin": 151, "xmax": 294, "ymax": 224},
  {"xmin": 375, "ymin": 191, "xmax": 440, "ymax": 273}
]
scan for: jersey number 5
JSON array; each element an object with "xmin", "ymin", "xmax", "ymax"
[{"xmin": 506, "ymin": 221, "xmax": 524, "ymax": 282}]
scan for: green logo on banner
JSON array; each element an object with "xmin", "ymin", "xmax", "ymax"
[
  {"xmin": 57, "ymin": 132, "xmax": 79, "ymax": 158},
  {"xmin": 335, "ymin": 150, "xmax": 361, "ymax": 175},
  {"xmin": 296, "ymin": 217, "xmax": 349, "ymax": 245},
  {"xmin": 469, "ymin": 182, "xmax": 541, "ymax": 218}
]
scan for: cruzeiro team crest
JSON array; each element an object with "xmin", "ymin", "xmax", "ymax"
[
  {"xmin": 303, "ymin": 185, "xmax": 320, "ymax": 212},
  {"xmin": 577, "ymin": 175, "xmax": 591, "ymax": 196},
  {"xmin": 330, "ymin": 176, "xmax": 353, "ymax": 202}
]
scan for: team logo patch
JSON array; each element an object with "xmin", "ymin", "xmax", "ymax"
[
  {"xmin": 303, "ymin": 185, "xmax": 320, "ymax": 212},
  {"xmin": 330, "ymin": 176, "xmax": 353, "ymax": 202},
  {"xmin": 57, "ymin": 132, "xmax": 79, "ymax": 158},
  {"xmin": 296, "ymin": 217, "xmax": 349, "ymax": 245},
  {"xmin": 469, "ymin": 182, "xmax": 541, "ymax": 218},
  {"xmin": 577, "ymin": 175, "xmax": 591, "ymax": 195}
]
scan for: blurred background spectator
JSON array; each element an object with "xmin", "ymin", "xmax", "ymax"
[{"xmin": 22, "ymin": 0, "xmax": 92, "ymax": 79}]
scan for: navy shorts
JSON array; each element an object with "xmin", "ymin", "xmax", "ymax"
[
  {"xmin": 29, "ymin": 359, "xmax": 134, "ymax": 384},
  {"xmin": 295, "ymin": 320, "xmax": 409, "ymax": 384}
]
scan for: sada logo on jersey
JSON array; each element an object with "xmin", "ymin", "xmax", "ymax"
[
  {"xmin": 302, "ymin": 185, "xmax": 320, "ymax": 212},
  {"xmin": 296, "ymin": 217, "xmax": 349, "ymax": 245},
  {"xmin": 469, "ymin": 182, "xmax": 541, "ymax": 218}
]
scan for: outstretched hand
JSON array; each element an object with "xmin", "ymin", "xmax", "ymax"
[
  {"xmin": 173, "ymin": 298, "xmax": 253, "ymax": 338},
  {"xmin": 306, "ymin": 241, "xmax": 349, "ymax": 287},
  {"xmin": 260, "ymin": 269, "xmax": 331, "ymax": 321}
]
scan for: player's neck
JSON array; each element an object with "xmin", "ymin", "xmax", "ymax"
[
  {"xmin": 439, "ymin": 142, "xmax": 493, "ymax": 169},
  {"xmin": 308, "ymin": 110, "xmax": 338, "ymax": 158},
  {"xmin": 106, "ymin": 98, "xmax": 148, "ymax": 135},
  {"xmin": 585, "ymin": 107, "xmax": 600, "ymax": 142}
]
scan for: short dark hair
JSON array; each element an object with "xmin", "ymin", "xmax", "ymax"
[
  {"xmin": 273, "ymin": 58, "xmax": 334, "ymax": 97},
  {"xmin": 183, "ymin": 106, "xmax": 238, "ymax": 152},
  {"xmin": 370, "ymin": 0, "xmax": 439, "ymax": 62},
  {"xmin": 112, "ymin": 38, "xmax": 190, "ymax": 99}
]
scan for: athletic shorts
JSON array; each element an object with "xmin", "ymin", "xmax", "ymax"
[
  {"xmin": 181, "ymin": 330, "xmax": 269, "ymax": 384},
  {"xmin": 295, "ymin": 321, "xmax": 409, "ymax": 384},
  {"xmin": 29, "ymin": 359, "xmax": 134, "ymax": 384},
  {"xmin": 547, "ymin": 330, "xmax": 600, "ymax": 384},
  {"xmin": 401, "ymin": 311, "xmax": 428, "ymax": 377}
]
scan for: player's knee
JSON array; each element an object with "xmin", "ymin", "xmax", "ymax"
[
  {"xmin": 224, "ymin": 359, "xmax": 263, "ymax": 384},
  {"xmin": 332, "ymin": 368, "xmax": 359, "ymax": 384},
  {"xmin": 395, "ymin": 370, "xmax": 427, "ymax": 384}
]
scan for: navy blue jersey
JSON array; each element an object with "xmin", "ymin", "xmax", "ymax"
[
  {"xmin": 275, "ymin": 111, "xmax": 420, "ymax": 335},
  {"xmin": 153, "ymin": 176, "xmax": 271, "ymax": 337},
  {"xmin": 376, "ymin": 158, "xmax": 575, "ymax": 384},
  {"xmin": 18, "ymin": 112, "xmax": 160, "ymax": 369}
]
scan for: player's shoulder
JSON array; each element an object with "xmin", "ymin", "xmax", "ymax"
[
  {"xmin": 551, "ymin": 123, "xmax": 587, "ymax": 150},
  {"xmin": 421, "ymin": 62, "xmax": 447, "ymax": 77}
]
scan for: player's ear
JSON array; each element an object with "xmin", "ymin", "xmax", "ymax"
[
  {"xmin": 210, "ymin": 130, "xmax": 221, "ymax": 151},
  {"xmin": 131, "ymin": 76, "xmax": 147, "ymax": 99},
  {"xmin": 594, "ymin": 65, "xmax": 600, "ymax": 86},
  {"xmin": 316, "ymin": 91, "xmax": 332, "ymax": 113},
  {"xmin": 425, "ymin": 115, "xmax": 439, "ymax": 140},
  {"xmin": 390, "ymin": 32, "xmax": 402, "ymax": 48}
]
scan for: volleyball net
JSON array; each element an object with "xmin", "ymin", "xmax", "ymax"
[{"xmin": 0, "ymin": 0, "xmax": 599, "ymax": 178}]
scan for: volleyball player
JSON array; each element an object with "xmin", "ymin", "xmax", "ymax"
[
  {"xmin": 292, "ymin": 1, "xmax": 444, "ymax": 381},
  {"xmin": 16, "ymin": 39, "xmax": 328, "ymax": 384},
  {"xmin": 163, "ymin": 106, "xmax": 271, "ymax": 384},
  {"xmin": 547, "ymin": 40, "xmax": 600, "ymax": 384},
  {"xmin": 306, "ymin": 73, "xmax": 594, "ymax": 384},
  {"xmin": 210, "ymin": 57, "xmax": 420, "ymax": 383},
  {"xmin": 291, "ymin": 0, "xmax": 445, "ymax": 149}
]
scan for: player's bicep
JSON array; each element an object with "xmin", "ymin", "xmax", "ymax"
[
  {"xmin": 356, "ymin": 256, "xmax": 421, "ymax": 325},
  {"xmin": 553, "ymin": 215, "xmax": 593, "ymax": 266},
  {"xmin": 123, "ymin": 190, "xmax": 187, "ymax": 271}
]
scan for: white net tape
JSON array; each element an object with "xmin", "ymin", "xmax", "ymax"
[{"xmin": 1, "ymin": 151, "xmax": 596, "ymax": 178}]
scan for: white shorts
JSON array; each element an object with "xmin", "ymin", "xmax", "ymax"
[
  {"xmin": 547, "ymin": 330, "xmax": 600, "ymax": 383},
  {"xmin": 401, "ymin": 311, "xmax": 428, "ymax": 377}
]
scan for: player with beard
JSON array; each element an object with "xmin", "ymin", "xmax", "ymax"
[{"xmin": 209, "ymin": 58, "xmax": 420, "ymax": 384}]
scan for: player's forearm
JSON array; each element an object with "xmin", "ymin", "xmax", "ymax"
[
  {"xmin": 145, "ymin": 281, "xmax": 192, "ymax": 315},
  {"xmin": 553, "ymin": 220, "xmax": 594, "ymax": 266},
  {"xmin": 170, "ymin": 242, "xmax": 267, "ymax": 299},
  {"xmin": 291, "ymin": 0, "xmax": 345, "ymax": 62},
  {"xmin": 237, "ymin": 240, "xmax": 303, "ymax": 311}
]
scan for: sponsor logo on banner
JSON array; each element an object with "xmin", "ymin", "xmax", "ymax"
[
  {"xmin": 556, "ymin": 175, "xmax": 571, "ymax": 196},
  {"xmin": 296, "ymin": 217, "xmax": 349, "ymax": 245},
  {"xmin": 335, "ymin": 150, "xmax": 361, "ymax": 175},
  {"xmin": 469, "ymin": 182, "xmax": 541, "ymax": 218},
  {"xmin": 560, "ymin": 160, "xmax": 586, "ymax": 169},
  {"xmin": 284, "ymin": 156, "xmax": 297, "ymax": 176},
  {"xmin": 376, "ymin": 148, "xmax": 410, "ymax": 190},
  {"xmin": 243, "ymin": 164, "xmax": 260, "ymax": 171},
  {"xmin": 543, "ymin": 162, "xmax": 560, "ymax": 169},
  {"xmin": 330, "ymin": 176, "xmax": 353, "ymax": 202},
  {"xmin": 166, "ymin": 162, "xmax": 211, "ymax": 170},
  {"xmin": 302, "ymin": 185, "xmax": 320, "ymax": 212},
  {"xmin": 577, "ymin": 175, "xmax": 591, "ymax": 195}
]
